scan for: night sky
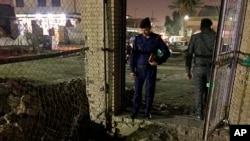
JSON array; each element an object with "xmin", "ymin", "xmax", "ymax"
[{"xmin": 127, "ymin": 0, "xmax": 221, "ymax": 26}]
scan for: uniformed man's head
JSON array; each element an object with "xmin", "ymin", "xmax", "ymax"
[
  {"xmin": 200, "ymin": 18, "xmax": 213, "ymax": 31},
  {"xmin": 140, "ymin": 17, "xmax": 152, "ymax": 37}
]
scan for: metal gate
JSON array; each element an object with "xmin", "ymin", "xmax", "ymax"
[{"xmin": 203, "ymin": 0, "xmax": 247, "ymax": 140}]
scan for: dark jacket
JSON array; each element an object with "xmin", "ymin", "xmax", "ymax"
[
  {"xmin": 185, "ymin": 30, "xmax": 216, "ymax": 73},
  {"xmin": 130, "ymin": 32, "xmax": 170, "ymax": 73}
]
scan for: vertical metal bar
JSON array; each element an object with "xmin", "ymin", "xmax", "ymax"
[
  {"xmin": 103, "ymin": 0, "xmax": 110, "ymax": 130},
  {"xmin": 120, "ymin": 0, "xmax": 127, "ymax": 111},
  {"xmin": 203, "ymin": 0, "xmax": 229, "ymax": 140}
]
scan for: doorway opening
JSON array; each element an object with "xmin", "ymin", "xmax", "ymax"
[{"xmin": 122, "ymin": 0, "xmax": 244, "ymax": 140}]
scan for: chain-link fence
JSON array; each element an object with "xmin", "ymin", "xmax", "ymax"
[
  {"xmin": 0, "ymin": 0, "xmax": 93, "ymax": 140},
  {"xmin": 203, "ymin": 0, "xmax": 245, "ymax": 140}
]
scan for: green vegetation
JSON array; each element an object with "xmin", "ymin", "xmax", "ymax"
[
  {"xmin": 164, "ymin": 0, "xmax": 204, "ymax": 35},
  {"xmin": 164, "ymin": 11, "xmax": 181, "ymax": 36},
  {"xmin": 0, "ymin": 55, "xmax": 85, "ymax": 84},
  {"xmin": 0, "ymin": 53, "xmax": 192, "ymax": 107},
  {"xmin": 168, "ymin": 0, "xmax": 204, "ymax": 16}
]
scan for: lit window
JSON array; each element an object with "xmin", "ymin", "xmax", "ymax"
[
  {"xmin": 16, "ymin": 0, "xmax": 24, "ymax": 7},
  {"xmin": 38, "ymin": 0, "xmax": 46, "ymax": 7},
  {"xmin": 52, "ymin": 0, "xmax": 61, "ymax": 7}
]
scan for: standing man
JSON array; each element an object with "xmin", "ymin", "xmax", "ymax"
[
  {"xmin": 130, "ymin": 17, "xmax": 170, "ymax": 120},
  {"xmin": 125, "ymin": 41, "xmax": 132, "ymax": 64},
  {"xmin": 185, "ymin": 18, "xmax": 216, "ymax": 120}
]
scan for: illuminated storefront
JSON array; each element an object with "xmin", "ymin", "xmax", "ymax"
[{"xmin": 15, "ymin": 13, "xmax": 82, "ymax": 47}]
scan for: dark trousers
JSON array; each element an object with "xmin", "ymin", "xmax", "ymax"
[
  {"xmin": 132, "ymin": 67, "xmax": 157, "ymax": 116},
  {"xmin": 193, "ymin": 66, "xmax": 211, "ymax": 118}
]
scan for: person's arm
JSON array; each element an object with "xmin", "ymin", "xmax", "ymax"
[
  {"xmin": 185, "ymin": 35, "xmax": 195, "ymax": 80},
  {"xmin": 157, "ymin": 37, "xmax": 171, "ymax": 65},
  {"xmin": 130, "ymin": 37, "xmax": 138, "ymax": 77}
]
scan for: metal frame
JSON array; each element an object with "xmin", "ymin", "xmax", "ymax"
[{"xmin": 203, "ymin": 0, "xmax": 247, "ymax": 140}]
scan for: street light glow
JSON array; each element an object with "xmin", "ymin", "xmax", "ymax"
[{"xmin": 184, "ymin": 15, "xmax": 189, "ymax": 20}]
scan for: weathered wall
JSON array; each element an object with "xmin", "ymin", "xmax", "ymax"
[
  {"xmin": 14, "ymin": 0, "xmax": 76, "ymax": 14},
  {"xmin": 80, "ymin": 0, "xmax": 125, "ymax": 127},
  {"xmin": 80, "ymin": 0, "xmax": 106, "ymax": 124}
]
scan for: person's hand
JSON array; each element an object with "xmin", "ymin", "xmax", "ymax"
[
  {"xmin": 186, "ymin": 73, "xmax": 192, "ymax": 80},
  {"xmin": 130, "ymin": 72, "xmax": 136, "ymax": 78},
  {"xmin": 148, "ymin": 61, "xmax": 158, "ymax": 66}
]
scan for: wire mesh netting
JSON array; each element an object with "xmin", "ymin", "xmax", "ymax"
[
  {"xmin": 205, "ymin": 0, "xmax": 244, "ymax": 139},
  {"xmin": 0, "ymin": 0, "xmax": 91, "ymax": 140}
]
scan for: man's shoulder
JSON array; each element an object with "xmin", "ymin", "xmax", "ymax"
[
  {"xmin": 149, "ymin": 33, "xmax": 162, "ymax": 41},
  {"xmin": 151, "ymin": 32, "xmax": 161, "ymax": 37},
  {"xmin": 191, "ymin": 31, "xmax": 202, "ymax": 37},
  {"xmin": 191, "ymin": 31, "xmax": 214, "ymax": 39},
  {"xmin": 193, "ymin": 30, "xmax": 201, "ymax": 35},
  {"xmin": 134, "ymin": 34, "xmax": 142, "ymax": 39}
]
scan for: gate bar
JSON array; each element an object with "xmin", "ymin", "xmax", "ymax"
[
  {"xmin": 103, "ymin": 0, "xmax": 112, "ymax": 131},
  {"xmin": 203, "ymin": 0, "xmax": 229, "ymax": 140}
]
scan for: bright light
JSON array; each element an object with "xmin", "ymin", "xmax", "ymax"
[
  {"xmin": 184, "ymin": 15, "xmax": 189, "ymax": 20},
  {"xmin": 47, "ymin": 13, "xmax": 53, "ymax": 19},
  {"xmin": 35, "ymin": 13, "xmax": 42, "ymax": 19},
  {"xmin": 59, "ymin": 14, "xmax": 66, "ymax": 19}
]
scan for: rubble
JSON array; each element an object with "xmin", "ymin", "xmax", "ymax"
[{"xmin": 0, "ymin": 78, "xmax": 89, "ymax": 141}]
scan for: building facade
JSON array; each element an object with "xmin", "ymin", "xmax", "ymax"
[{"xmin": 2, "ymin": 0, "xmax": 85, "ymax": 45}]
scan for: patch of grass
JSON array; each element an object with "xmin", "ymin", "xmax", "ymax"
[
  {"xmin": 0, "ymin": 55, "xmax": 85, "ymax": 84},
  {"xmin": 0, "ymin": 53, "xmax": 193, "ymax": 107},
  {"xmin": 155, "ymin": 65, "xmax": 194, "ymax": 106}
]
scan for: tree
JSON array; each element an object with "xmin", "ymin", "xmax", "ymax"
[
  {"xmin": 164, "ymin": 11, "xmax": 181, "ymax": 36},
  {"xmin": 166, "ymin": 0, "xmax": 204, "ymax": 36},
  {"xmin": 168, "ymin": 0, "xmax": 204, "ymax": 16}
]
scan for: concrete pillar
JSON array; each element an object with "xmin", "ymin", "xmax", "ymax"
[{"xmin": 80, "ymin": 0, "xmax": 125, "ymax": 127}]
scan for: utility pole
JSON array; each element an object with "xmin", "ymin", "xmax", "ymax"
[
  {"xmin": 151, "ymin": 10, "xmax": 154, "ymax": 26},
  {"xmin": 134, "ymin": 8, "xmax": 137, "ymax": 18},
  {"xmin": 150, "ymin": 10, "xmax": 157, "ymax": 27},
  {"xmin": 74, "ymin": 0, "xmax": 76, "ymax": 13}
]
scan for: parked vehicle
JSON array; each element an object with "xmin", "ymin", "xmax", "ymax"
[{"xmin": 168, "ymin": 41, "xmax": 188, "ymax": 54}]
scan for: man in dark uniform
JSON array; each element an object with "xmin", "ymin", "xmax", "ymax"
[
  {"xmin": 125, "ymin": 41, "xmax": 132, "ymax": 64},
  {"xmin": 185, "ymin": 18, "xmax": 216, "ymax": 120},
  {"xmin": 130, "ymin": 17, "xmax": 170, "ymax": 119}
]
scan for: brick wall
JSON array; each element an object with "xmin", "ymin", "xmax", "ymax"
[
  {"xmin": 14, "ymin": 0, "xmax": 76, "ymax": 14},
  {"xmin": 80, "ymin": 0, "xmax": 125, "ymax": 126},
  {"xmin": 81, "ymin": 0, "xmax": 106, "ymax": 124}
]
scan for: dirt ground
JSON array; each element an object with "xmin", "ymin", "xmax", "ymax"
[{"xmin": 123, "ymin": 54, "xmax": 230, "ymax": 141}]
